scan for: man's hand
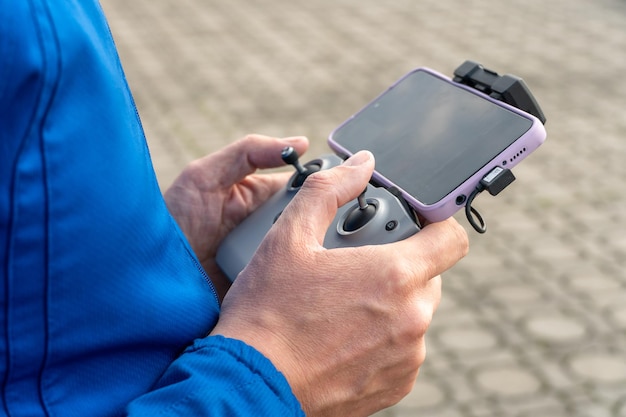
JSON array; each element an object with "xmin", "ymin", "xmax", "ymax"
[
  {"xmin": 212, "ymin": 151, "xmax": 469, "ymax": 416},
  {"xmin": 164, "ymin": 134, "xmax": 309, "ymax": 301}
]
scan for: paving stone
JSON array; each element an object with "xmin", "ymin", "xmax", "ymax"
[
  {"xmin": 100, "ymin": 0, "xmax": 626, "ymax": 414},
  {"xmin": 523, "ymin": 313, "xmax": 588, "ymax": 345},
  {"xmin": 568, "ymin": 352, "xmax": 626, "ymax": 385},
  {"xmin": 472, "ymin": 364, "xmax": 543, "ymax": 397},
  {"xmin": 436, "ymin": 324, "xmax": 501, "ymax": 352}
]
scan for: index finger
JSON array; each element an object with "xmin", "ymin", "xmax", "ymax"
[
  {"xmin": 194, "ymin": 135, "xmax": 310, "ymax": 188},
  {"xmin": 338, "ymin": 217, "xmax": 468, "ymax": 286},
  {"xmin": 391, "ymin": 217, "xmax": 469, "ymax": 280}
]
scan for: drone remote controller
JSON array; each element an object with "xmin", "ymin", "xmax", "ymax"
[
  {"xmin": 215, "ymin": 61, "xmax": 546, "ymax": 281},
  {"xmin": 216, "ymin": 149, "xmax": 421, "ymax": 281}
]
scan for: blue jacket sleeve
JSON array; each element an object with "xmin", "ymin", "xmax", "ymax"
[
  {"xmin": 127, "ymin": 336, "xmax": 305, "ymax": 416},
  {"xmin": 0, "ymin": 1, "xmax": 304, "ymax": 416}
]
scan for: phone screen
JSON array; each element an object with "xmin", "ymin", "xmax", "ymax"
[{"xmin": 329, "ymin": 70, "xmax": 534, "ymax": 205}]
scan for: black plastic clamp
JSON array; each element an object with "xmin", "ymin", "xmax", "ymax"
[{"xmin": 453, "ymin": 60, "xmax": 546, "ymax": 125}]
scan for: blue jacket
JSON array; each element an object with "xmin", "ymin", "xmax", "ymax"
[{"xmin": 0, "ymin": 0, "xmax": 303, "ymax": 415}]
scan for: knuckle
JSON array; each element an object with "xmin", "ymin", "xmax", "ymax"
[
  {"xmin": 444, "ymin": 217, "xmax": 470, "ymax": 259},
  {"xmin": 233, "ymin": 134, "xmax": 267, "ymax": 157},
  {"xmin": 179, "ymin": 159, "xmax": 205, "ymax": 184},
  {"xmin": 384, "ymin": 379, "xmax": 417, "ymax": 409},
  {"xmin": 302, "ymin": 169, "xmax": 338, "ymax": 191},
  {"xmin": 413, "ymin": 301, "xmax": 435, "ymax": 334},
  {"xmin": 298, "ymin": 170, "xmax": 344, "ymax": 210},
  {"xmin": 386, "ymin": 256, "xmax": 434, "ymax": 289},
  {"xmin": 399, "ymin": 307, "xmax": 432, "ymax": 343},
  {"xmin": 385, "ymin": 256, "xmax": 413, "ymax": 282},
  {"xmin": 241, "ymin": 133, "xmax": 262, "ymax": 144},
  {"xmin": 451, "ymin": 219, "xmax": 470, "ymax": 257},
  {"xmin": 405, "ymin": 337, "xmax": 427, "ymax": 373}
]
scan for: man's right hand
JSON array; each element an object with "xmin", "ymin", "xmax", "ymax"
[{"xmin": 211, "ymin": 150, "xmax": 469, "ymax": 417}]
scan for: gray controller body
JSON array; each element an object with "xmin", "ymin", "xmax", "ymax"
[{"xmin": 215, "ymin": 154, "xmax": 421, "ymax": 282}]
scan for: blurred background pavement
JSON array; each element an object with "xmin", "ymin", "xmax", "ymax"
[{"xmin": 101, "ymin": 0, "xmax": 626, "ymax": 415}]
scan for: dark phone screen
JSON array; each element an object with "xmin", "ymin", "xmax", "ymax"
[{"xmin": 330, "ymin": 70, "xmax": 533, "ymax": 205}]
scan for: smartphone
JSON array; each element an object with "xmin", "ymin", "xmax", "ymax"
[{"xmin": 328, "ymin": 67, "xmax": 547, "ymax": 222}]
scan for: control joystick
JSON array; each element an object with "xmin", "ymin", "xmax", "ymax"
[
  {"xmin": 216, "ymin": 153, "xmax": 421, "ymax": 281},
  {"xmin": 281, "ymin": 146, "xmax": 321, "ymax": 187},
  {"xmin": 281, "ymin": 146, "xmax": 307, "ymax": 175},
  {"xmin": 343, "ymin": 190, "xmax": 377, "ymax": 232}
]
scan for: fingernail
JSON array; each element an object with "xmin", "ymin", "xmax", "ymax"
[
  {"xmin": 343, "ymin": 151, "xmax": 373, "ymax": 167},
  {"xmin": 282, "ymin": 136, "xmax": 308, "ymax": 145}
]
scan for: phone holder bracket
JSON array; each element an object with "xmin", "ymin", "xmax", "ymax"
[
  {"xmin": 452, "ymin": 60, "xmax": 546, "ymax": 233},
  {"xmin": 453, "ymin": 60, "xmax": 547, "ymax": 124}
]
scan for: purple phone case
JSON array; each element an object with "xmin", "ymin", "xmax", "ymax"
[{"xmin": 328, "ymin": 67, "xmax": 547, "ymax": 223}]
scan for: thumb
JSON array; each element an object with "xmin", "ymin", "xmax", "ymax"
[{"xmin": 278, "ymin": 151, "xmax": 375, "ymax": 245}]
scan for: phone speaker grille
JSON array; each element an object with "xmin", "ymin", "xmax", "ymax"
[{"xmin": 506, "ymin": 147, "xmax": 527, "ymax": 164}]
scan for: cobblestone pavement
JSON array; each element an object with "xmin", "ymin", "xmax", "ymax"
[{"xmin": 101, "ymin": 0, "xmax": 626, "ymax": 415}]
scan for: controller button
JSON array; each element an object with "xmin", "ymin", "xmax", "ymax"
[{"xmin": 385, "ymin": 220, "xmax": 398, "ymax": 231}]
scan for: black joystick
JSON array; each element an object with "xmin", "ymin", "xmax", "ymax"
[
  {"xmin": 343, "ymin": 190, "xmax": 377, "ymax": 232},
  {"xmin": 281, "ymin": 146, "xmax": 307, "ymax": 175},
  {"xmin": 281, "ymin": 146, "xmax": 321, "ymax": 187}
]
